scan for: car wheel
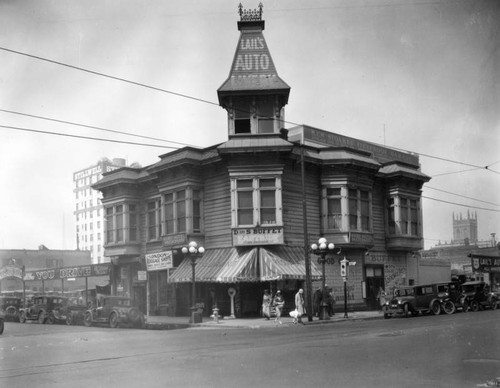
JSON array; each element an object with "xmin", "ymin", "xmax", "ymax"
[
  {"xmin": 109, "ymin": 312, "xmax": 119, "ymax": 328},
  {"xmin": 0, "ymin": 319, "xmax": 4, "ymax": 335},
  {"xmin": 83, "ymin": 312, "xmax": 92, "ymax": 327},
  {"xmin": 66, "ymin": 313, "xmax": 74, "ymax": 326},
  {"xmin": 491, "ymin": 300, "xmax": 498, "ymax": 310},
  {"xmin": 443, "ymin": 301, "xmax": 456, "ymax": 315},
  {"xmin": 38, "ymin": 312, "xmax": 46, "ymax": 324},
  {"xmin": 431, "ymin": 301, "xmax": 441, "ymax": 315},
  {"xmin": 19, "ymin": 312, "xmax": 26, "ymax": 323},
  {"xmin": 470, "ymin": 300, "xmax": 480, "ymax": 312}
]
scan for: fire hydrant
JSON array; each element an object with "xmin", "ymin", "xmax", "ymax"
[{"xmin": 212, "ymin": 307, "xmax": 220, "ymax": 323}]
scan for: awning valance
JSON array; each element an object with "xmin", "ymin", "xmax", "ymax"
[{"xmin": 168, "ymin": 246, "xmax": 322, "ymax": 283}]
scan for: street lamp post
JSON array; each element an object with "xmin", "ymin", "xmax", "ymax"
[
  {"xmin": 181, "ymin": 241, "xmax": 205, "ymax": 324},
  {"xmin": 311, "ymin": 237, "xmax": 335, "ymax": 321}
]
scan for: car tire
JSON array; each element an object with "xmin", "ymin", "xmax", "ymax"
[
  {"xmin": 431, "ymin": 301, "xmax": 441, "ymax": 315},
  {"xmin": 109, "ymin": 312, "xmax": 119, "ymax": 328},
  {"xmin": 470, "ymin": 300, "xmax": 480, "ymax": 312},
  {"xmin": 0, "ymin": 319, "xmax": 4, "ymax": 335},
  {"xmin": 443, "ymin": 301, "xmax": 456, "ymax": 315},
  {"xmin": 83, "ymin": 312, "xmax": 93, "ymax": 327},
  {"xmin": 491, "ymin": 300, "xmax": 498, "ymax": 310},
  {"xmin": 38, "ymin": 312, "xmax": 46, "ymax": 324},
  {"xmin": 19, "ymin": 312, "xmax": 26, "ymax": 323}
]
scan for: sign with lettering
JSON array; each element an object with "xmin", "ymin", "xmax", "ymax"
[
  {"xmin": 232, "ymin": 227, "xmax": 284, "ymax": 246},
  {"xmin": 232, "ymin": 31, "xmax": 276, "ymax": 76},
  {"xmin": 146, "ymin": 251, "xmax": 173, "ymax": 271},
  {"xmin": 0, "ymin": 265, "xmax": 23, "ymax": 280},
  {"xmin": 163, "ymin": 233, "xmax": 187, "ymax": 247},
  {"xmin": 23, "ymin": 264, "xmax": 112, "ymax": 281},
  {"xmin": 349, "ymin": 232, "xmax": 374, "ymax": 245},
  {"xmin": 471, "ymin": 255, "xmax": 500, "ymax": 273}
]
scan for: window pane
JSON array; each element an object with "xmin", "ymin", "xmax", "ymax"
[
  {"xmin": 327, "ymin": 198, "xmax": 341, "ymax": 230},
  {"xmin": 238, "ymin": 209, "xmax": 253, "ymax": 225},
  {"xmin": 238, "ymin": 191, "xmax": 253, "ymax": 208},
  {"xmin": 237, "ymin": 179, "xmax": 253, "ymax": 189},
  {"xmin": 327, "ymin": 187, "xmax": 341, "ymax": 196},
  {"xmin": 260, "ymin": 190, "xmax": 275, "ymax": 207}
]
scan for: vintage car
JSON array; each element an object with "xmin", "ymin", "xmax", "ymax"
[
  {"xmin": 384, "ymin": 281, "xmax": 461, "ymax": 318},
  {"xmin": 46, "ymin": 298, "xmax": 88, "ymax": 325},
  {"xmin": 460, "ymin": 281, "xmax": 498, "ymax": 312},
  {"xmin": 19, "ymin": 296, "xmax": 69, "ymax": 324},
  {"xmin": 0, "ymin": 296, "xmax": 22, "ymax": 322},
  {"xmin": 83, "ymin": 296, "xmax": 146, "ymax": 328}
]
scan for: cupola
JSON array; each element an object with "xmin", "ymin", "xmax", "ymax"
[{"xmin": 217, "ymin": 3, "xmax": 291, "ymax": 136}]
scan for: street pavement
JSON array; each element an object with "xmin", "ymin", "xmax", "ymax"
[{"xmin": 145, "ymin": 309, "xmax": 383, "ymax": 330}]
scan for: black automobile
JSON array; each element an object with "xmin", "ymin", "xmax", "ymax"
[
  {"xmin": 83, "ymin": 296, "xmax": 146, "ymax": 328},
  {"xmin": 460, "ymin": 281, "xmax": 498, "ymax": 312},
  {"xmin": 19, "ymin": 296, "xmax": 68, "ymax": 324},
  {"xmin": 0, "ymin": 296, "xmax": 22, "ymax": 322}
]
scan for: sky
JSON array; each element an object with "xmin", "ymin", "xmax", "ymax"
[{"xmin": 0, "ymin": 0, "xmax": 499, "ymax": 251}]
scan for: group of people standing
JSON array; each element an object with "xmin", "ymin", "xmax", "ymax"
[
  {"xmin": 262, "ymin": 289, "xmax": 285, "ymax": 324},
  {"xmin": 313, "ymin": 286, "xmax": 335, "ymax": 318},
  {"xmin": 262, "ymin": 288, "xmax": 308, "ymax": 325}
]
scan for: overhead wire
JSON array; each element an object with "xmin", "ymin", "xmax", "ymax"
[
  {"xmin": 2, "ymin": 45, "xmax": 499, "ymax": 177},
  {"xmin": 424, "ymin": 186, "xmax": 500, "ymax": 207}
]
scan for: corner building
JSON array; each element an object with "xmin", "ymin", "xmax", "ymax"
[{"xmin": 93, "ymin": 8, "xmax": 430, "ymax": 317}]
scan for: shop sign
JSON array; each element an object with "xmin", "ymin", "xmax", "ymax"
[
  {"xmin": 471, "ymin": 256, "xmax": 500, "ymax": 272},
  {"xmin": 23, "ymin": 264, "xmax": 111, "ymax": 281},
  {"xmin": 146, "ymin": 251, "xmax": 173, "ymax": 271},
  {"xmin": 137, "ymin": 271, "xmax": 147, "ymax": 281},
  {"xmin": 232, "ymin": 227, "xmax": 284, "ymax": 246},
  {"xmin": 0, "ymin": 265, "xmax": 23, "ymax": 280},
  {"xmin": 163, "ymin": 233, "xmax": 187, "ymax": 247},
  {"xmin": 349, "ymin": 232, "xmax": 374, "ymax": 245}
]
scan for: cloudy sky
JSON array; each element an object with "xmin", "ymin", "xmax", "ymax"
[{"xmin": 0, "ymin": 0, "xmax": 499, "ymax": 251}]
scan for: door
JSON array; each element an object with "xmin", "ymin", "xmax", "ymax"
[{"xmin": 365, "ymin": 265, "xmax": 385, "ymax": 310}]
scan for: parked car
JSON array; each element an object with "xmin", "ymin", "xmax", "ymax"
[
  {"xmin": 0, "ymin": 296, "xmax": 22, "ymax": 322},
  {"xmin": 460, "ymin": 281, "xmax": 498, "ymax": 312},
  {"xmin": 384, "ymin": 281, "xmax": 461, "ymax": 318},
  {"xmin": 83, "ymin": 296, "xmax": 146, "ymax": 328},
  {"xmin": 19, "ymin": 296, "xmax": 68, "ymax": 324},
  {"xmin": 47, "ymin": 298, "xmax": 88, "ymax": 325}
]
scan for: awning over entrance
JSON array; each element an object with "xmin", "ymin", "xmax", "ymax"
[
  {"xmin": 169, "ymin": 246, "xmax": 322, "ymax": 283},
  {"xmin": 260, "ymin": 246, "xmax": 323, "ymax": 281}
]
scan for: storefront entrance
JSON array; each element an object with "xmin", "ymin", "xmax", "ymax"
[{"xmin": 365, "ymin": 265, "xmax": 385, "ymax": 310}]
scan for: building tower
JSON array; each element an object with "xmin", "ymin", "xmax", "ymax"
[
  {"xmin": 73, "ymin": 158, "xmax": 126, "ymax": 263},
  {"xmin": 452, "ymin": 211, "xmax": 478, "ymax": 245},
  {"xmin": 217, "ymin": 2, "xmax": 290, "ymax": 135}
]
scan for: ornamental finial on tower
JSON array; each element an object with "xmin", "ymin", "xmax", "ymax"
[{"xmin": 238, "ymin": 3, "xmax": 263, "ymax": 21}]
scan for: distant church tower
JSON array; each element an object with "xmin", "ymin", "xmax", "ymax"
[{"xmin": 452, "ymin": 211, "xmax": 478, "ymax": 245}]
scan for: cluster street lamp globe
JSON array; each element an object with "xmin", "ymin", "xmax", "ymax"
[
  {"xmin": 310, "ymin": 237, "xmax": 335, "ymax": 320},
  {"xmin": 181, "ymin": 241, "xmax": 205, "ymax": 323}
]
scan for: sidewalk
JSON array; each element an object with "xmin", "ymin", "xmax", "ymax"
[{"xmin": 145, "ymin": 310, "xmax": 383, "ymax": 330}]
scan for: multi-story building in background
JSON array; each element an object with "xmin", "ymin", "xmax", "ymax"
[
  {"xmin": 452, "ymin": 211, "xmax": 478, "ymax": 245},
  {"xmin": 73, "ymin": 158, "xmax": 126, "ymax": 263}
]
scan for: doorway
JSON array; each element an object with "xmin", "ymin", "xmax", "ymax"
[{"xmin": 365, "ymin": 265, "xmax": 385, "ymax": 310}]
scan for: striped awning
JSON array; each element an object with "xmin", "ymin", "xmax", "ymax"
[
  {"xmin": 168, "ymin": 247, "xmax": 259, "ymax": 283},
  {"xmin": 216, "ymin": 248, "xmax": 259, "ymax": 283},
  {"xmin": 168, "ymin": 246, "xmax": 322, "ymax": 283},
  {"xmin": 259, "ymin": 246, "xmax": 323, "ymax": 281}
]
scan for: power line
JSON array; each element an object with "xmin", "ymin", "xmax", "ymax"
[
  {"xmin": 0, "ymin": 125, "xmax": 179, "ymax": 150},
  {"xmin": 2, "ymin": 46, "xmax": 498, "ymax": 176},
  {"xmin": 0, "ymin": 108, "xmax": 196, "ymax": 148},
  {"xmin": 424, "ymin": 186, "xmax": 500, "ymax": 207},
  {"xmin": 422, "ymin": 196, "xmax": 500, "ymax": 212}
]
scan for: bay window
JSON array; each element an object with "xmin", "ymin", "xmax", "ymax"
[
  {"xmin": 387, "ymin": 195, "xmax": 421, "ymax": 237},
  {"xmin": 323, "ymin": 186, "xmax": 372, "ymax": 232},
  {"xmin": 163, "ymin": 188, "xmax": 203, "ymax": 235},
  {"xmin": 232, "ymin": 175, "xmax": 282, "ymax": 227},
  {"xmin": 105, "ymin": 203, "xmax": 138, "ymax": 244},
  {"xmin": 147, "ymin": 199, "xmax": 162, "ymax": 241}
]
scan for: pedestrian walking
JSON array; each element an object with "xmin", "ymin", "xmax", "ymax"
[
  {"xmin": 262, "ymin": 289, "xmax": 272, "ymax": 320},
  {"xmin": 326, "ymin": 287, "xmax": 335, "ymax": 316},
  {"xmin": 294, "ymin": 288, "xmax": 305, "ymax": 324},
  {"xmin": 273, "ymin": 290, "xmax": 285, "ymax": 325},
  {"xmin": 377, "ymin": 287, "xmax": 387, "ymax": 310}
]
